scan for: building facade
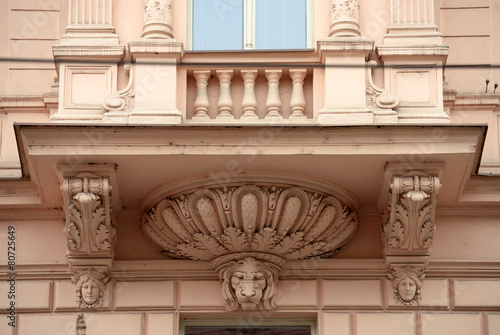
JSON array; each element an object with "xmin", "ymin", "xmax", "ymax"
[{"xmin": 1, "ymin": 0, "xmax": 500, "ymax": 334}]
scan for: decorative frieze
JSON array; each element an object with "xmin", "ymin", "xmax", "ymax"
[{"xmin": 142, "ymin": 183, "xmax": 358, "ymax": 311}]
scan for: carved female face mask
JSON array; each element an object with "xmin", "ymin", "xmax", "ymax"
[
  {"xmin": 398, "ymin": 276, "xmax": 417, "ymax": 302},
  {"xmin": 81, "ymin": 278, "xmax": 100, "ymax": 305}
]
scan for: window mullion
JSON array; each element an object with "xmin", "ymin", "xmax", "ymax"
[{"xmin": 243, "ymin": 0, "xmax": 256, "ymax": 50}]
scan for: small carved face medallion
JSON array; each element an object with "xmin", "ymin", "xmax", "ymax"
[
  {"xmin": 230, "ymin": 263, "xmax": 267, "ymax": 311},
  {"xmin": 389, "ymin": 265, "xmax": 424, "ymax": 306},
  {"xmin": 398, "ymin": 276, "xmax": 417, "ymax": 302},
  {"xmin": 81, "ymin": 278, "xmax": 100, "ymax": 305},
  {"xmin": 72, "ymin": 268, "xmax": 108, "ymax": 308}
]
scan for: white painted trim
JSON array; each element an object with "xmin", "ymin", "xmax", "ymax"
[
  {"xmin": 306, "ymin": 0, "xmax": 313, "ymax": 48},
  {"xmin": 187, "ymin": 0, "xmax": 193, "ymax": 50},
  {"xmin": 243, "ymin": 0, "xmax": 256, "ymax": 50}
]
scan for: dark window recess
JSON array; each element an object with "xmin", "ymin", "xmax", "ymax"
[{"xmin": 185, "ymin": 326, "xmax": 311, "ymax": 335}]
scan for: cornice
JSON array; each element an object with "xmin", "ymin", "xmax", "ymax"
[{"xmin": 3, "ymin": 259, "xmax": 500, "ymax": 280}]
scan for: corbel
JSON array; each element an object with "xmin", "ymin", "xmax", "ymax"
[
  {"xmin": 379, "ymin": 163, "xmax": 443, "ymax": 304},
  {"xmin": 58, "ymin": 164, "xmax": 121, "ymax": 309}
]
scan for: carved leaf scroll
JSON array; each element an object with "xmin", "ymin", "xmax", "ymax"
[{"xmin": 142, "ymin": 184, "xmax": 358, "ymax": 262}]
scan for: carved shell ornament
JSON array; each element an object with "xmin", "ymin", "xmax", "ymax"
[{"xmin": 142, "ymin": 182, "xmax": 359, "ymax": 311}]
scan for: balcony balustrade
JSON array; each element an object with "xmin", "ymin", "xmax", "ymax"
[{"xmin": 186, "ymin": 68, "xmax": 312, "ymax": 122}]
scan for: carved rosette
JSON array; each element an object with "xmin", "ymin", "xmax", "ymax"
[
  {"xmin": 330, "ymin": 0, "xmax": 361, "ymax": 37},
  {"xmin": 142, "ymin": 0, "xmax": 174, "ymax": 39},
  {"xmin": 382, "ymin": 172, "xmax": 441, "ymax": 261},
  {"xmin": 142, "ymin": 183, "xmax": 358, "ymax": 311},
  {"xmin": 62, "ymin": 174, "xmax": 116, "ymax": 261}
]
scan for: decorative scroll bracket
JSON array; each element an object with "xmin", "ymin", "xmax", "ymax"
[
  {"xmin": 381, "ymin": 165, "xmax": 442, "ymax": 266},
  {"xmin": 380, "ymin": 163, "xmax": 443, "ymax": 305},
  {"xmin": 59, "ymin": 164, "xmax": 121, "ymax": 273},
  {"xmin": 365, "ymin": 60, "xmax": 399, "ymax": 123}
]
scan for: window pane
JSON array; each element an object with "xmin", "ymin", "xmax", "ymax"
[
  {"xmin": 193, "ymin": 0, "xmax": 244, "ymax": 50},
  {"xmin": 255, "ymin": 0, "xmax": 307, "ymax": 50}
]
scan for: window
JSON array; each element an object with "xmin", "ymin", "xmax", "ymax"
[
  {"xmin": 189, "ymin": 0, "xmax": 313, "ymax": 51},
  {"xmin": 181, "ymin": 320, "xmax": 315, "ymax": 335}
]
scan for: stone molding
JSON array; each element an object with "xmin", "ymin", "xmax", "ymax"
[{"xmin": 142, "ymin": 182, "xmax": 358, "ymax": 310}]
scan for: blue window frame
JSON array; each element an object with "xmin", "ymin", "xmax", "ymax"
[{"xmin": 190, "ymin": 0, "xmax": 311, "ymax": 51}]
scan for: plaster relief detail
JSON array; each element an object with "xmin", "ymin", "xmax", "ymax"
[
  {"xmin": 142, "ymin": 0, "xmax": 174, "ymax": 39},
  {"xmin": 330, "ymin": 0, "xmax": 360, "ymax": 37},
  {"xmin": 219, "ymin": 257, "xmax": 279, "ymax": 311},
  {"xmin": 388, "ymin": 265, "xmax": 425, "ymax": 305},
  {"xmin": 103, "ymin": 63, "xmax": 135, "ymax": 123},
  {"xmin": 76, "ymin": 313, "xmax": 86, "ymax": 335},
  {"xmin": 63, "ymin": 174, "xmax": 116, "ymax": 255},
  {"xmin": 366, "ymin": 61, "xmax": 399, "ymax": 123},
  {"xmin": 72, "ymin": 268, "xmax": 109, "ymax": 308},
  {"xmin": 382, "ymin": 172, "xmax": 440, "ymax": 258},
  {"xmin": 142, "ymin": 183, "xmax": 358, "ymax": 310},
  {"xmin": 143, "ymin": 184, "xmax": 358, "ymax": 262}
]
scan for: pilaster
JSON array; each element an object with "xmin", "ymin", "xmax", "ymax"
[
  {"xmin": 52, "ymin": 0, "xmax": 125, "ymax": 123},
  {"xmin": 126, "ymin": 0, "xmax": 184, "ymax": 124},
  {"xmin": 377, "ymin": 0, "xmax": 450, "ymax": 123},
  {"xmin": 318, "ymin": 0, "xmax": 375, "ymax": 125}
]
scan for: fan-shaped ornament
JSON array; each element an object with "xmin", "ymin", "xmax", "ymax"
[{"xmin": 142, "ymin": 183, "xmax": 358, "ymax": 311}]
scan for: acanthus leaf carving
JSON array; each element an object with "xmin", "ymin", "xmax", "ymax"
[
  {"xmin": 383, "ymin": 172, "xmax": 440, "ymax": 256},
  {"xmin": 62, "ymin": 173, "xmax": 117, "ymax": 259},
  {"xmin": 142, "ymin": 182, "xmax": 358, "ymax": 311}
]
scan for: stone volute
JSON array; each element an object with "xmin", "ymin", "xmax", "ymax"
[{"xmin": 141, "ymin": 176, "xmax": 359, "ymax": 311}]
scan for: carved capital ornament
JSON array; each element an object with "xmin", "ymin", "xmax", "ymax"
[
  {"xmin": 382, "ymin": 171, "xmax": 441, "ymax": 261},
  {"xmin": 62, "ymin": 174, "xmax": 116, "ymax": 262},
  {"xmin": 142, "ymin": 182, "xmax": 359, "ymax": 311}
]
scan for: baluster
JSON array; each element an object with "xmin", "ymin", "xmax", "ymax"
[
  {"xmin": 265, "ymin": 70, "xmax": 283, "ymax": 120},
  {"xmin": 289, "ymin": 69, "xmax": 307, "ymax": 120},
  {"xmin": 192, "ymin": 70, "xmax": 211, "ymax": 120},
  {"xmin": 216, "ymin": 70, "xmax": 234, "ymax": 120},
  {"xmin": 241, "ymin": 70, "xmax": 259, "ymax": 120}
]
